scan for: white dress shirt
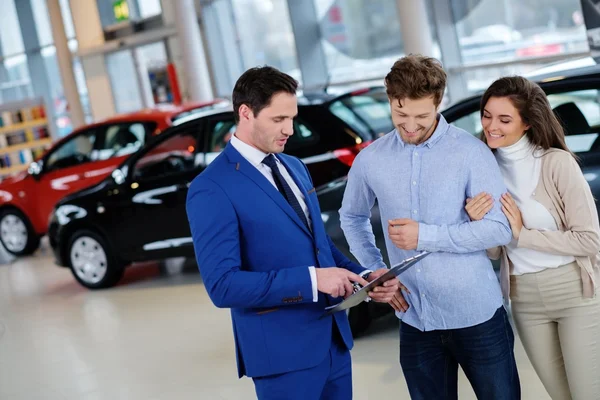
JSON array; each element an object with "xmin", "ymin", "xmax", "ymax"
[
  {"xmin": 230, "ymin": 134, "xmax": 319, "ymax": 301},
  {"xmin": 495, "ymin": 135, "xmax": 575, "ymax": 275}
]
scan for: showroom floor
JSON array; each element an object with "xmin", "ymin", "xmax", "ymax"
[{"xmin": 0, "ymin": 241, "xmax": 551, "ymax": 400}]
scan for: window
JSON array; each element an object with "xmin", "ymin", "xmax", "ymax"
[
  {"xmin": 132, "ymin": 124, "xmax": 202, "ymax": 180},
  {"xmin": 0, "ymin": 0, "xmax": 25, "ymax": 57},
  {"xmin": 314, "ymin": 0, "xmax": 439, "ymax": 84},
  {"xmin": 329, "ymin": 89, "xmax": 393, "ymax": 138},
  {"xmin": 451, "ymin": 110, "xmax": 483, "ymax": 137},
  {"xmin": 548, "ymin": 89, "xmax": 600, "ymax": 153},
  {"xmin": 448, "ymin": 88, "xmax": 600, "ymax": 153},
  {"xmin": 205, "ymin": 116, "xmax": 320, "ymax": 159},
  {"xmin": 44, "ymin": 122, "xmax": 155, "ymax": 172},
  {"xmin": 136, "ymin": 0, "xmax": 162, "ymax": 19},
  {"xmin": 289, "ymin": 121, "xmax": 320, "ymax": 151},
  {"xmin": 91, "ymin": 122, "xmax": 150, "ymax": 160},
  {"xmin": 451, "ymin": 0, "xmax": 588, "ymax": 96},
  {"xmin": 231, "ymin": 0, "xmax": 300, "ymax": 81},
  {"xmin": 106, "ymin": 50, "xmax": 144, "ymax": 113},
  {"xmin": 46, "ymin": 130, "xmax": 97, "ymax": 171}
]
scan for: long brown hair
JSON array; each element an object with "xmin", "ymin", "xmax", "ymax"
[{"xmin": 480, "ymin": 76, "xmax": 576, "ymax": 158}]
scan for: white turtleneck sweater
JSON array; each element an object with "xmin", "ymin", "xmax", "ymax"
[{"xmin": 495, "ymin": 135, "xmax": 575, "ymax": 275}]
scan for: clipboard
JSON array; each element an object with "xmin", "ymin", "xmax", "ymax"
[{"xmin": 320, "ymin": 251, "xmax": 430, "ymax": 317}]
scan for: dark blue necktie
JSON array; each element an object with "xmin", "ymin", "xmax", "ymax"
[{"xmin": 262, "ymin": 154, "xmax": 309, "ymax": 229}]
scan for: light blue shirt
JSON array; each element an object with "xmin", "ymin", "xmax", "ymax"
[{"xmin": 339, "ymin": 114, "xmax": 512, "ymax": 331}]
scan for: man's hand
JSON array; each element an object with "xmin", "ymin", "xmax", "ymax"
[
  {"xmin": 316, "ymin": 268, "xmax": 369, "ymax": 298},
  {"xmin": 390, "ymin": 287, "xmax": 410, "ymax": 312},
  {"xmin": 365, "ymin": 269, "xmax": 410, "ymax": 307},
  {"xmin": 388, "ymin": 219, "xmax": 419, "ymax": 250}
]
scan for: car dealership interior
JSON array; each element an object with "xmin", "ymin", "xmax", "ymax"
[{"xmin": 1, "ymin": 0, "xmax": 599, "ymax": 399}]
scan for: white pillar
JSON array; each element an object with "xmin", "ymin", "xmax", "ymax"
[
  {"xmin": 47, "ymin": 0, "xmax": 85, "ymax": 128},
  {"xmin": 171, "ymin": 0, "xmax": 214, "ymax": 102},
  {"xmin": 396, "ymin": 0, "xmax": 434, "ymax": 57}
]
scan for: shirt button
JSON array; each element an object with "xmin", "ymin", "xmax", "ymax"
[
  {"xmin": 414, "ymin": 153, "xmax": 419, "ymax": 157},
  {"xmin": 413, "ymin": 210, "xmax": 418, "ymax": 214},
  {"xmin": 417, "ymin": 269, "xmax": 421, "ymax": 273},
  {"xmin": 412, "ymin": 181, "xmax": 416, "ymax": 185},
  {"xmin": 422, "ymin": 294, "xmax": 425, "ymax": 298}
]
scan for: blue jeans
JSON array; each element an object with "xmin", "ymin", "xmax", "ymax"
[{"xmin": 400, "ymin": 306, "xmax": 521, "ymax": 400}]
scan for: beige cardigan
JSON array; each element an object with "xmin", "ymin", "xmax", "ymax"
[{"xmin": 488, "ymin": 148, "xmax": 600, "ymax": 299}]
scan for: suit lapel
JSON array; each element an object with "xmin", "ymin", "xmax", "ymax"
[
  {"xmin": 225, "ymin": 145, "xmax": 312, "ymax": 237},
  {"xmin": 276, "ymin": 155, "xmax": 321, "ymax": 235}
]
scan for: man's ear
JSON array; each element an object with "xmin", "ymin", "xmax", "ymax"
[{"xmin": 239, "ymin": 104, "xmax": 253, "ymax": 122}]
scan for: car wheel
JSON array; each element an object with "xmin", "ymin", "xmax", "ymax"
[
  {"xmin": 347, "ymin": 302, "xmax": 372, "ymax": 337},
  {"xmin": 68, "ymin": 229, "xmax": 124, "ymax": 289},
  {"xmin": 0, "ymin": 209, "xmax": 40, "ymax": 256}
]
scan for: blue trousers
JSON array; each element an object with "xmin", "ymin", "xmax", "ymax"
[
  {"xmin": 400, "ymin": 306, "xmax": 521, "ymax": 400},
  {"xmin": 253, "ymin": 332, "xmax": 352, "ymax": 400}
]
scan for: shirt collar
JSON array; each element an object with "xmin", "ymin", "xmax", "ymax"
[
  {"xmin": 230, "ymin": 134, "xmax": 275, "ymax": 167},
  {"xmin": 395, "ymin": 113, "xmax": 449, "ymax": 149}
]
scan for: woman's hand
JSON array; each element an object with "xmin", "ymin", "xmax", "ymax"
[
  {"xmin": 501, "ymin": 193, "xmax": 523, "ymax": 240},
  {"xmin": 465, "ymin": 192, "xmax": 494, "ymax": 221}
]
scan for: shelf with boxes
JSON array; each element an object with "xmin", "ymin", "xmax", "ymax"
[{"xmin": 0, "ymin": 98, "xmax": 55, "ymax": 177}]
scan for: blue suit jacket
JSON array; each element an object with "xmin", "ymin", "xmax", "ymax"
[{"xmin": 186, "ymin": 143, "xmax": 366, "ymax": 378}]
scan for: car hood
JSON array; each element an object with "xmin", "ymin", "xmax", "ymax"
[
  {"xmin": 0, "ymin": 171, "xmax": 28, "ymax": 187},
  {"xmin": 56, "ymin": 177, "xmax": 113, "ymax": 208}
]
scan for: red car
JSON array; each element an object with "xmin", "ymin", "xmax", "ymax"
[{"xmin": 0, "ymin": 100, "xmax": 224, "ymax": 256}]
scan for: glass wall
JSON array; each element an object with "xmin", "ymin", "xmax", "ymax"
[
  {"xmin": 451, "ymin": 0, "xmax": 588, "ymax": 94},
  {"xmin": 0, "ymin": 0, "xmax": 30, "ymax": 103},
  {"xmin": 106, "ymin": 50, "xmax": 144, "ymax": 113},
  {"xmin": 136, "ymin": 0, "xmax": 162, "ymax": 19},
  {"xmin": 231, "ymin": 0, "xmax": 301, "ymax": 82},
  {"xmin": 313, "ymin": 0, "xmax": 439, "ymax": 85},
  {"xmin": 29, "ymin": 0, "xmax": 91, "ymax": 136}
]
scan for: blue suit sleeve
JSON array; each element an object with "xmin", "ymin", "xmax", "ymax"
[
  {"xmin": 417, "ymin": 143, "xmax": 513, "ymax": 253},
  {"xmin": 186, "ymin": 176, "xmax": 314, "ymax": 309}
]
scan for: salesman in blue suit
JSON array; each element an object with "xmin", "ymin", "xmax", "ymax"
[{"xmin": 186, "ymin": 66, "xmax": 400, "ymax": 399}]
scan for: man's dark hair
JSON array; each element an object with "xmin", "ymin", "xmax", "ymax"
[{"xmin": 232, "ymin": 66, "xmax": 298, "ymax": 123}]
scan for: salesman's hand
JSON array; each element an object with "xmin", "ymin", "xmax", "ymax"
[
  {"xmin": 316, "ymin": 268, "xmax": 369, "ymax": 299},
  {"xmin": 388, "ymin": 219, "xmax": 419, "ymax": 250},
  {"xmin": 365, "ymin": 269, "xmax": 410, "ymax": 304}
]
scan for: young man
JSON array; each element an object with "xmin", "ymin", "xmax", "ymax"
[
  {"xmin": 339, "ymin": 55, "xmax": 521, "ymax": 399},
  {"xmin": 186, "ymin": 66, "xmax": 396, "ymax": 400}
]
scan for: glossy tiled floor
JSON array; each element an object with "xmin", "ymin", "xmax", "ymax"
[{"xmin": 0, "ymin": 241, "xmax": 550, "ymax": 399}]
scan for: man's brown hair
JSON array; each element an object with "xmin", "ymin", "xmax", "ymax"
[{"xmin": 385, "ymin": 54, "xmax": 447, "ymax": 107}]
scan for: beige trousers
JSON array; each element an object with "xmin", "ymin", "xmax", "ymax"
[{"xmin": 510, "ymin": 262, "xmax": 600, "ymax": 400}]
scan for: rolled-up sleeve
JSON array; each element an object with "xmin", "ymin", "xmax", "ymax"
[
  {"xmin": 339, "ymin": 153, "xmax": 388, "ymax": 270},
  {"xmin": 417, "ymin": 143, "xmax": 513, "ymax": 253}
]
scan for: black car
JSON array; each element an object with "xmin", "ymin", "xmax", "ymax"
[
  {"xmin": 48, "ymin": 87, "xmax": 393, "ymax": 286},
  {"xmin": 48, "ymin": 62, "xmax": 600, "ymax": 335}
]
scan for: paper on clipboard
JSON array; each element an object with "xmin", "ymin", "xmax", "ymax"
[{"xmin": 320, "ymin": 251, "xmax": 430, "ymax": 317}]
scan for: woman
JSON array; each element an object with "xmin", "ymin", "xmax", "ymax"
[{"xmin": 465, "ymin": 76, "xmax": 600, "ymax": 400}]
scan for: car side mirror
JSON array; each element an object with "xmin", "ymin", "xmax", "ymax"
[
  {"xmin": 111, "ymin": 168, "xmax": 126, "ymax": 185},
  {"xmin": 28, "ymin": 161, "xmax": 43, "ymax": 180}
]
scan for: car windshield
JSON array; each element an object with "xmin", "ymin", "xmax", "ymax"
[{"xmin": 328, "ymin": 88, "xmax": 393, "ymax": 139}]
